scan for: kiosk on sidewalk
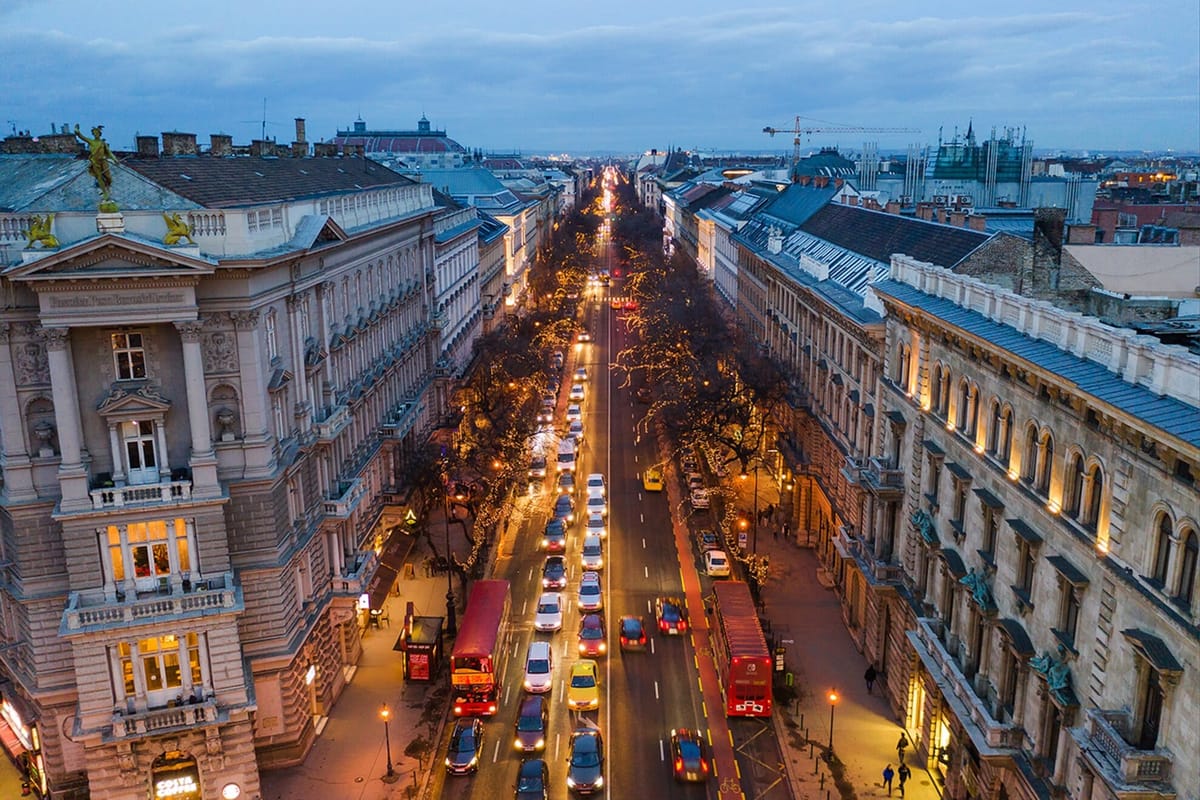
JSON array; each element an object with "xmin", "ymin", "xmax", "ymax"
[{"xmin": 394, "ymin": 604, "xmax": 444, "ymax": 682}]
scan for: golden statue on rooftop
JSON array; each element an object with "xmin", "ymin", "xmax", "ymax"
[
  {"xmin": 74, "ymin": 124, "xmax": 119, "ymax": 210},
  {"xmin": 163, "ymin": 212, "xmax": 196, "ymax": 246},
  {"xmin": 24, "ymin": 214, "xmax": 60, "ymax": 249}
]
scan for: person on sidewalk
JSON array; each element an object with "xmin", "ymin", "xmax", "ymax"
[
  {"xmin": 896, "ymin": 732, "xmax": 910, "ymax": 763},
  {"xmin": 882, "ymin": 764, "xmax": 895, "ymax": 795},
  {"xmin": 898, "ymin": 763, "xmax": 911, "ymax": 797},
  {"xmin": 864, "ymin": 663, "xmax": 878, "ymax": 694}
]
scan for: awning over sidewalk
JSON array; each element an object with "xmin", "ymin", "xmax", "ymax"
[{"xmin": 367, "ymin": 528, "xmax": 414, "ymax": 611}]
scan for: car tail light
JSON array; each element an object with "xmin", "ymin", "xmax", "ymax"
[
  {"xmin": 674, "ymin": 758, "xmax": 683, "ymax": 773},
  {"xmin": 453, "ymin": 705, "xmax": 463, "ymax": 715},
  {"xmin": 488, "ymin": 704, "xmax": 497, "ymax": 714},
  {"xmin": 702, "ymin": 758, "xmax": 710, "ymax": 773},
  {"xmin": 678, "ymin": 619, "xmax": 688, "ymax": 631},
  {"xmin": 659, "ymin": 619, "xmax": 668, "ymax": 631}
]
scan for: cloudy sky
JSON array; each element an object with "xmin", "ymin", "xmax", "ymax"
[{"xmin": 3, "ymin": 0, "xmax": 1196, "ymax": 156}]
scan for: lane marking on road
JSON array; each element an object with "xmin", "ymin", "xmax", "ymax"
[
  {"xmin": 641, "ymin": 537, "xmax": 646, "ymax": 549},
  {"xmin": 644, "ymin": 566, "xmax": 649, "ymax": 579},
  {"xmin": 640, "ymin": 513, "xmax": 644, "ymax": 524},
  {"xmin": 659, "ymin": 738, "xmax": 665, "ymax": 761},
  {"xmin": 650, "ymin": 638, "xmax": 656, "ymax": 655},
  {"xmin": 492, "ymin": 739, "xmax": 501, "ymax": 763},
  {"xmin": 654, "ymin": 680, "xmax": 660, "ymax": 700}
]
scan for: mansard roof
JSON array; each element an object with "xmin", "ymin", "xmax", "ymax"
[
  {"xmin": 123, "ymin": 154, "xmax": 416, "ymax": 209},
  {"xmin": 801, "ymin": 204, "xmax": 991, "ymax": 268}
]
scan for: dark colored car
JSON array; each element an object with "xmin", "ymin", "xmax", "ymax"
[
  {"xmin": 696, "ymin": 529, "xmax": 720, "ymax": 553},
  {"xmin": 542, "ymin": 519, "xmax": 567, "ymax": 553},
  {"xmin": 577, "ymin": 613, "xmax": 607, "ymax": 657},
  {"xmin": 557, "ymin": 471, "xmax": 577, "ymax": 496},
  {"xmin": 542, "ymin": 555, "xmax": 567, "ymax": 590},
  {"xmin": 566, "ymin": 727, "xmax": 604, "ymax": 794},
  {"xmin": 655, "ymin": 596, "xmax": 688, "ymax": 635},
  {"xmin": 444, "ymin": 717, "xmax": 483, "ymax": 774},
  {"xmin": 669, "ymin": 728, "xmax": 710, "ymax": 782},
  {"xmin": 553, "ymin": 493, "xmax": 576, "ymax": 525},
  {"xmin": 618, "ymin": 616, "xmax": 647, "ymax": 651},
  {"xmin": 515, "ymin": 758, "xmax": 549, "ymax": 800},
  {"xmin": 514, "ymin": 695, "xmax": 548, "ymax": 753}
]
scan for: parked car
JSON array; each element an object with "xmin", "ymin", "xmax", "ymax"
[
  {"xmin": 669, "ymin": 728, "xmax": 710, "ymax": 783},
  {"xmin": 534, "ymin": 592, "xmax": 564, "ymax": 632},
  {"xmin": 568, "ymin": 419, "xmax": 585, "ymax": 444},
  {"xmin": 690, "ymin": 488, "xmax": 710, "ymax": 509},
  {"xmin": 696, "ymin": 529, "xmax": 720, "ymax": 553},
  {"xmin": 618, "ymin": 616, "xmax": 647, "ymax": 651},
  {"xmin": 529, "ymin": 454, "xmax": 547, "ymax": 480},
  {"xmin": 655, "ymin": 596, "xmax": 688, "ymax": 635},
  {"xmin": 538, "ymin": 399, "xmax": 554, "ymax": 423},
  {"xmin": 514, "ymin": 695, "xmax": 549, "ymax": 753},
  {"xmin": 566, "ymin": 727, "xmax": 605, "ymax": 794},
  {"xmin": 704, "ymin": 549, "xmax": 731, "ymax": 578},
  {"xmin": 444, "ymin": 717, "xmax": 484, "ymax": 774}
]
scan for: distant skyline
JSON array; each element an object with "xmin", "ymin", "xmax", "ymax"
[{"xmin": 3, "ymin": 0, "xmax": 1197, "ymax": 157}]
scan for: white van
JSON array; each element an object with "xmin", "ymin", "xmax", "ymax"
[
  {"xmin": 523, "ymin": 640, "xmax": 554, "ymax": 693},
  {"xmin": 581, "ymin": 534, "xmax": 604, "ymax": 571},
  {"xmin": 556, "ymin": 439, "xmax": 577, "ymax": 473}
]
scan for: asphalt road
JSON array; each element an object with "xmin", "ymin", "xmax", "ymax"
[{"xmin": 427, "ymin": 276, "xmax": 718, "ymax": 800}]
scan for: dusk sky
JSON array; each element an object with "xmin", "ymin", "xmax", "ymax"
[{"xmin": 3, "ymin": 0, "xmax": 1197, "ymax": 156}]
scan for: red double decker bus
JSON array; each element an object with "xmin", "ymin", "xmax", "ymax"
[
  {"xmin": 711, "ymin": 581, "xmax": 772, "ymax": 717},
  {"xmin": 450, "ymin": 580, "xmax": 512, "ymax": 716}
]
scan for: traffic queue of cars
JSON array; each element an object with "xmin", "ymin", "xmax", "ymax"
[{"xmin": 450, "ymin": 329, "xmax": 714, "ymax": 794}]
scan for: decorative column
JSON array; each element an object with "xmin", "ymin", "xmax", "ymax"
[
  {"xmin": 107, "ymin": 423, "xmax": 127, "ymax": 485},
  {"xmin": 42, "ymin": 327, "xmax": 91, "ymax": 508},
  {"xmin": 175, "ymin": 320, "xmax": 220, "ymax": 497},
  {"xmin": 286, "ymin": 294, "xmax": 311, "ymax": 425},
  {"xmin": 0, "ymin": 325, "xmax": 37, "ymax": 500},
  {"xmin": 232, "ymin": 310, "xmax": 275, "ymax": 477}
]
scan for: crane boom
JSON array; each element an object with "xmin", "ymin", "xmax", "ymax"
[{"xmin": 763, "ymin": 116, "xmax": 920, "ymax": 165}]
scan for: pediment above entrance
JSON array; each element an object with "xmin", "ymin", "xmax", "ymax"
[
  {"xmin": 96, "ymin": 383, "xmax": 172, "ymax": 419},
  {"xmin": 4, "ymin": 233, "xmax": 216, "ymax": 283}
]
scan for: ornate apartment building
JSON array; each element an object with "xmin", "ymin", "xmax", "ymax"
[
  {"xmin": 0, "ymin": 129, "xmax": 457, "ymax": 799},
  {"xmin": 870, "ymin": 257, "xmax": 1197, "ymax": 800}
]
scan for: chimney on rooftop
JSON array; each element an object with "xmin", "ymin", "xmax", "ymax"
[
  {"xmin": 885, "ymin": 200, "xmax": 901, "ymax": 214},
  {"xmin": 916, "ymin": 202, "xmax": 934, "ymax": 221},
  {"xmin": 968, "ymin": 214, "xmax": 988, "ymax": 232},
  {"xmin": 798, "ymin": 175, "xmax": 811, "ymax": 186},
  {"xmin": 210, "ymin": 134, "xmax": 233, "ymax": 156},
  {"xmin": 936, "ymin": 207, "xmax": 948, "ymax": 224},
  {"xmin": 251, "ymin": 139, "xmax": 272, "ymax": 157},
  {"xmin": 950, "ymin": 211, "xmax": 967, "ymax": 227},
  {"xmin": 294, "ymin": 118, "xmax": 306, "ymax": 143},
  {"xmin": 1067, "ymin": 222, "xmax": 1096, "ymax": 244},
  {"xmin": 162, "ymin": 131, "xmax": 198, "ymax": 156},
  {"xmin": 314, "ymin": 142, "xmax": 338, "ymax": 157},
  {"xmin": 136, "ymin": 135, "xmax": 159, "ymax": 157}
]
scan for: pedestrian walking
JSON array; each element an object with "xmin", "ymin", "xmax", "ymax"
[
  {"xmin": 898, "ymin": 763, "xmax": 911, "ymax": 797},
  {"xmin": 896, "ymin": 732, "xmax": 910, "ymax": 762},
  {"xmin": 864, "ymin": 663, "xmax": 878, "ymax": 694},
  {"xmin": 882, "ymin": 764, "xmax": 895, "ymax": 795},
  {"xmin": 782, "ymin": 521, "xmax": 790, "ymax": 539}
]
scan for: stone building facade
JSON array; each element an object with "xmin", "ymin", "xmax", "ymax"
[
  {"xmin": 870, "ymin": 257, "xmax": 1197, "ymax": 800},
  {"xmin": 0, "ymin": 133, "xmax": 452, "ymax": 799}
]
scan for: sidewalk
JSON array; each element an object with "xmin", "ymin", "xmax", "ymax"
[
  {"xmin": 260, "ymin": 503, "xmax": 480, "ymax": 800},
  {"xmin": 728, "ymin": 475, "xmax": 942, "ymax": 800}
]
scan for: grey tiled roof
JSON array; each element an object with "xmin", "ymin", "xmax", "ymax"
[
  {"xmin": 803, "ymin": 204, "xmax": 990, "ymax": 267},
  {"xmin": 874, "ymin": 280, "xmax": 1200, "ymax": 449},
  {"xmin": 125, "ymin": 155, "xmax": 414, "ymax": 209}
]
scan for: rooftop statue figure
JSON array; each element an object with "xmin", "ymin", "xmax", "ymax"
[{"xmin": 75, "ymin": 124, "xmax": 118, "ymax": 207}]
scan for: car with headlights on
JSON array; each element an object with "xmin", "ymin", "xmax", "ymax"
[
  {"xmin": 566, "ymin": 403, "xmax": 583, "ymax": 423},
  {"xmin": 584, "ymin": 511, "xmax": 607, "ymax": 540},
  {"xmin": 576, "ymin": 613, "xmax": 607, "ymax": 657},
  {"xmin": 569, "ymin": 383, "xmax": 585, "ymax": 402},
  {"xmin": 553, "ymin": 493, "xmax": 576, "ymax": 525},
  {"xmin": 557, "ymin": 470, "xmax": 576, "ymax": 496},
  {"xmin": 514, "ymin": 695, "xmax": 548, "ymax": 754},
  {"xmin": 444, "ymin": 717, "xmax": 483, "ymax": 775},
  {"xmin": 534, "ymin": 592, "xmax": 564, "ymax": 632},
  {"xmin": 542, "ymin": 519, "xmax": 567, "ymax": 553},
  {"xmin": 585, "ymin": 494, "xmax": 607, "ymax": 518},
  {"xmin": 566, "ymin": 727, "xmax": 604, "ymax": 794},
  {"xmin": 573, "ymin": 366, "xmax": 588, "ymax": 382},
  {"xmin": 585, "ymin": 473, "xmax": 606, "ymax": 497},
  {"xmin": 577, "ymin": 573, "xmax": 603, "ymax": 612},
  {"xmin": 566, "ymin": 660, "xmax": 599, "ymax": 711},
  {"xmin": 541, "ymin": 556, "xmax": 567, "ymax": 590}
]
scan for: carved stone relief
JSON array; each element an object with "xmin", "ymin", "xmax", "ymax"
[
  {"xmin": 14, "ymin": 333, "xmax": 49, "ymax": 385},
  {"xmin": 201, "ymin": 330, "xmax": 239, "ymax": 374}
]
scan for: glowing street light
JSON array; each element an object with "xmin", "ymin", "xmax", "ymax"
[
  {"xmin": 380, "ymin": 703, "xmax": 396, "ymax": 781},
  {"xmin": 827, "ymin": 689, "xmax": 840, "ymax": 757}
]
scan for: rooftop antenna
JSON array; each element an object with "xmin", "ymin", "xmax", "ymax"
[{"xmin": 239, "ymin": 98, "xmax": 280, "ymax": 140}]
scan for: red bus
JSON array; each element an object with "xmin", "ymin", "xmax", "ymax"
[
  {"xmin": 710, "ymin": 581, "xmax": 772, "ymax": 717},
  {"xmin": 450, "ymin": 580, "xmax": 512, "ymax": 716}
]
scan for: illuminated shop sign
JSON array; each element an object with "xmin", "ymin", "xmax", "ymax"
[{"xmin": 155, "ymin": 775, "xmax": 199, "ymax": 798}]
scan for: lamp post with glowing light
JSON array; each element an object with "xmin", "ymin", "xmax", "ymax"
[
  {"xmin": 444, "ymin": 482, "xmax": 465, "ymax": 637},
  {"xmin": 380, "ymin": 703, "xmax": 396, "ymax": 781},
  {"xmin": 740, "ymin": 466, "xmax": 759, "ymax": 554},
  {"xmin": 827, "ymin": 688, "xmax": 840, "ymax": 758}
]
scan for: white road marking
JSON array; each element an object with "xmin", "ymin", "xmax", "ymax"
[
  {"xmin": 644, "ymin": 565, "xmax": 649, "ymax": 578},
  {"xmin": 654, "ymin": 680, "xmax": 660, "ymax": 700},
  {"xmin": 492, "ymin": 739, "xmax": 501, "ymax": 763}
]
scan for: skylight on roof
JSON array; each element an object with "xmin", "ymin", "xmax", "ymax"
[
  {"xmin": 254, "ymin": 171, "xmax": 264, "ymax": 177},
  {"xmin": 179, "ymin": 174, "xmax": 192, "ymax": 181}
]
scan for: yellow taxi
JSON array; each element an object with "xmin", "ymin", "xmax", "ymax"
[
  {"xmin": 642, "ymin": 466, "xmax": 664, "ymax": 492},
  {"xmin": 566, "ymin": 660, "xmax": 600, "ymax": 711}
]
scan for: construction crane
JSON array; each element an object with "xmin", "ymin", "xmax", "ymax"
[{"xmin": 763, "ymin": 116, "xmax": 920, "ymax": 165}]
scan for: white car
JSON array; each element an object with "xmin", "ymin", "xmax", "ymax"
[
  {"xmin": 580, "ymin": 535, "xmax": 604, "ymax": 571},
  {"xmin": 569, "ymin": 384, "xmax": 586, "ymax": 402},
  {"xmin": 567, "ymin": 403, "xmax": 583, "ymax": 423},
  {"xmin": 690, "ymin": 488, "xmax": 710, "ymax": 509},
  {"xmin": 585, "ymin": 473, "xmax": 607, "ymax": 498},
  {"xmin": 574, "ymin": 367, "xmax": 588, "ymax": 382},
  {"xmin": 535, "ymin": 592, "xmax": 564, "ymax": 632},
  {"xmin": 704, "ymin": 549, "xmax": 731, "ymax": 578},
  {"xmin": 586, "ymin": 494, "xmax": 607, "ymax": 518},
  {"xmin": 568, "ymin": 419, "xmax": 585, "ymax": 444},
  {"xmin": 577, "ymin": 573, "xmax": 603, "ymax": 611},
  {"xmin": 524, "ymin": 641, "xmax": 554, "ymax": 693},
  {"xmin": 585, "ymin": 511, "xmax": 607, "ymax": 540}
]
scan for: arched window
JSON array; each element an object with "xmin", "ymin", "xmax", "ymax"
[
  {"xmin": 1084, "ymin": 464, "xmax": 1104, "ymax": 530},
  {"xmin": 998, "ymin": 407, "xmax": 1014, "ymax": 462},
  {"xmin": 937, "ymin": 367, "xmax": 952, "ymax": 418},
  {"xmin": 1036, "ymin": 432, "xmax": 1054, "ymax": 494},
  {"xmin": 931, "ymin": 366, "xmax": 945, "ymax": 418},
  {"xmin": 987, "ymin": 400, "xmax": 1002, "ymax": 454},
  {"xmin": 956, "ymin": 380, "xmax": 971, "ymax": 430},
  {"xmin": 1152, "ymin": 513, "xmax": 1173, "ymax": 584},
  {"xmin": 1022, "ymin": 424, "xmax": 1038, "ymax": 482},
  {"xmin": 1177, "ymin": 529, "xmax": 1198, "ymax": 609},
  {"xmin": 1064, "ymin": 453, "xmax": 1085, "ymax": 518}
]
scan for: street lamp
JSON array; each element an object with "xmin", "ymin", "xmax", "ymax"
[
  {"xmin": 380, "ymin": 703, "xmax": 396, "ymax": 781},
  {"xmin": 740, "ymin": 466, "xmax": 760, "ymax": 553},
  {"xmin": 827, "ymin": 689, "xmax": 840, "ymax": 758}
]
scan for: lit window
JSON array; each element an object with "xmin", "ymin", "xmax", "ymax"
[{"xmin": 112, "ymin": 332, "xmax": 147, "ymax": 380}]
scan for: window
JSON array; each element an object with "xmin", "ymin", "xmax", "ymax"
[
  {"xmin": 105, "ymin": 519, "xmax": 194, "ymax": 592},
  {"xmin": 112, "ymin": 331, "xmax": 147, "ymax": 380},
  {"xmin": 114, "ymin": 632, "xmax": 206, "ymax": 708},
  {"xmin": 1036, "ymin": 433, "xmax": 1054, "ymax": 494},
  {"xmin": 1017, "ymin": 541, "xmax": 1036, "ymax": 595},
  {"xmin": 927, "ymin": 458, "xmax": 942, "ymax": 508},
  {"xmin": 122, "ymin": 419, "xmax": 159, "ymax": 485},
  {"xmin": 934, "ymin": 366, "xmax": 952, "ymax": 419},
  {"xmin": 987, "ymin": 401, "xmax": 1003, "ymax": 454},
  {"xmin": 1022, "ymin": 425, "xmax": 1038, "ymax": 482},
  {"xmin": 265, "ymin": 309, "xmax": 278, "ymax": 361},
  {"xmin": 1176, "ymin": 529, "xmax": 1197, "ymax": 608},
  {"xmin": 952, "ymin": 483, "xmax": 968, "ymax": 528},
  {"xmin": 1151, "ymin": 513, "xmax": 1172, "ymax": 584},
  {"xmin": 997, "ymin": 407, "xmax": 1013, "ymax": 462},
  {"xmin": 1058, "ymin": 586, "xmax": 1080, "ymax": 648},
  {"xmin": 1064, "ymin": 453, "xmax": 1085, "ymax": 518},
  {"xmin": 1000, "ymin": 649, "xmax": 1020, "ymax": 718},
  {"xmin": 272, "ymin": 394, "xmax": 286, "ymax": 441},
  {"xmin": 982, "ymin": 505, "xmax": 999, "ymax": 557},
  {"xmin": 1083, "ymin": 464, "xmax": 1104, "ymax": 530}
]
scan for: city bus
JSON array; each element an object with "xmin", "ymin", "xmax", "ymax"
[
  {"xmin": 450, "ymin": 579, "xmax": 512, "ymax": 716},
  {"xmin": 710, "ymin": 581, "xmax": 772, "ymax": 717}
]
